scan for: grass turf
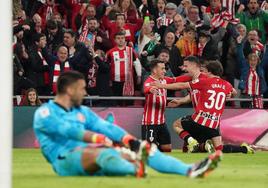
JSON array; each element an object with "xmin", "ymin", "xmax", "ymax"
[{"xmin": 13, "ymin": 149, "xmax": 268, "ymax": 188}]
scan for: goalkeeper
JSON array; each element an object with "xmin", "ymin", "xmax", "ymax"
[{"xmin": 33, "ymin": 70, "xmax": 221, "ymax": 178}]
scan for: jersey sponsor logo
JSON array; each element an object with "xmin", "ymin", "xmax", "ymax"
[
  {"xmin": 200, "ymin": 111, "xmax": 219, "ymax": 121},
  {"xmin": 40, "ymin": 107, "xmax": 50, "ymax": 118},
  {"xmin": 77, "ymin": 113, "xmax": 86, "ymax": 123}
]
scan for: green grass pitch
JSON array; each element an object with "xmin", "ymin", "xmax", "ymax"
[{"xmin": 13, "ymin": 149, "xmax": 268, "ymax": 188}]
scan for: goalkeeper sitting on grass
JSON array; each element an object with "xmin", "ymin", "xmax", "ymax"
[{"xmin": 33, "ymin": 70, "xmax": 221, "ymax": 178}]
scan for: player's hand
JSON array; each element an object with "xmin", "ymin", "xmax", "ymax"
[
  {"xmin": 149, "ymin": 86, "xmax": 159, "ymax": 95},
  {"xmin": 92, "ymin": 134, "xmax": 113, "ymax": 147},
  {"xmin": 150, "ymin": 82, "xmax": 163, "ymax": 88},
  {"xmin": 167, "ymin": 99, "xmax": 182, "ymax": 108}
]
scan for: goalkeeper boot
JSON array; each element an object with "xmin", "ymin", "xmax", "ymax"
[
  {"xmin": 187, "ymin": 137, "xmax": 199, "ymax": 153},
  {"xmin": 241, "ymin": 143, "xmax": 255, "ymax": 154},
  {"xmin": 188, "ymin": 150, "xmax": 222, "ymax": 178},
  {"xmin": 205, "ymin": 140, "xmax": 215, "ymax": 153}
]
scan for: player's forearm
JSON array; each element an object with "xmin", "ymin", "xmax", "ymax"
[
  {"xmin": 181, "ymin": 95, "xmax": 191, "ymax": 104},
  {"xmin": 163, "ymin": 83, "xmax": 186, "ymax": 90}
]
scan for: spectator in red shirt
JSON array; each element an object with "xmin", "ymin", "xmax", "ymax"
[{"xmin": 102, "ymin": 7, "xmax": 143, "ymax": 46}]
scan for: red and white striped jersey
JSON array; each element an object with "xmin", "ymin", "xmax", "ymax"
[
  {"xmin": 246, "ymin": 68, "xmax": 260, "ymax": 96},
  {"xmin": 207, "ymin": 0, "xmax": 239, "ymax": 29},
  {"xmin": 189, "ymin": 77, "xmax": 233, "ymax": 129},
  {"xmin": 156, "ymin": 15, "xmax": 173, "ymax": 28},
  {"xmin": 189, "ymin": 73, "xmax": 208, "ymax": 109},
  {"xmin": 142, "ymin": 75, "xmax": 191, "ymax": 125},
  {"xmin": 107, "ymin": 46, "xmax": 137, "ymax": 82}
]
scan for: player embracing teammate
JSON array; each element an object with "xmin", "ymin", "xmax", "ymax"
[{"xmin": 151, "ymin": 57, "xmax": 238, "ymax": 153}]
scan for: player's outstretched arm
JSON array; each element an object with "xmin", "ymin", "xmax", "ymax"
[
  {"xmin": 167, "ymin": 95, "xmax": 191, "ymax": 107},
  {"xmin": 150, "ymin": 82, "xmax": 190, "ymax": 90}
]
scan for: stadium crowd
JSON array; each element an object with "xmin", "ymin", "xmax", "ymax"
[{"xmin": 12, "ymin": 0, "xmax": 268, "ymax": 108}]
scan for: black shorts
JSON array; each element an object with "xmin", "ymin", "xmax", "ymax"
[
  {"xmin": 181, "ymin": 115, "xmax": 221, "ymax": 143},
  {"xmin": 141, "ymin": 124, "xmax": 171, "ymax": 145}
]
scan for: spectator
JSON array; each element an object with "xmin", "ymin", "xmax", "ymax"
[
  {"xmin": 87, "ymin": 49, "xmax": 113, "ymax": 101},
  {"xmin": 175, "ymin": 24, "xmax": 197, "ymax": 58},
  {"xmin": 109, "ymin": 0, "xmax": 140, "ymax": 24},
  {"xmin": 156, "ymin": 2, "xmax": 177, "ymax": 38},
  {"xmin": 236, "ymin": 35, "xmax": 268, "ymax": 108},
  {"xmin": 177, "ymin": 0, "xmax": 192, "ymax": 18},
  {"xmin": 75, "ymin": 3, "xmax": 97, "ymax": 34},
  {"xmin": 164, "ymin": 13, "xmax": 185, "ymax": 40},
  {"xmin": 138, "ymin": 0, "xmax": 155, "ymax": 18},
  {"xmin": 52, "ymin": 11, "xmax": 67, "ymax": 29},
  {"xmin": 156, "ymin": 2, "xmax": 177, "ymax": 29},
  {"xmin": 37, "ymin": 0, "xmax": 67, "ymax": 29},
  {"xmin": 153, "ymin": 0, "xmax": 166, "ymax": 19},
  {"xmin": 106, "ymin": 31, "xmax": 142, "ymax": 97},
  {"xmin": 185, "ymin": 5, "xmax": 203, "ymax": 28},
  {"xmin": 243, "ymin": 29, "xmax": 264, "ymax": 58},
  {"xmin": 63, "ymin": 29, "xmax": 94, "ymax": 82},
  {"xmin": 102, "ymin": 10, "xmax": 143, "ymax": 46},
  {"xmin": 78, "ymin": 17, "xmax": 113, "ymax": 52},
  {"xmin": 236, "ymin": 0, "xmax": 268, "ymax": 43},
  {"xmin": 137, "ymin": 21, "xmax": 158, "ymax": 55},
  {"xmin": 197, "ymin": 21, "xmax": 228, "ymax": 61},
  {"xmin": 28, "ymin": 33, "xmax": 51, "ymax": 95},
  {"xmin": 20, "ymin": 88, "xmax": 42, "ymax": 106},
  {"xmin": 44, "ymin": 19, "xmax": 64, "ymax": 55},
  {"xmin": 13, "ymin": 54, "xmax": 25, "ymax": 95},
  {"xmin": 51, "ymin": 45, "xmax": 71, "ymax": 94},
  {"xmin": 225, "ymin": 24, "xmax": 247, "ymax": 86},
  {"xmin": 153, "ymin": 31, "xmax": 183, "ymax": 76}
]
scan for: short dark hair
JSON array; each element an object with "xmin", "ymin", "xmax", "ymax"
[
  {"xmin": 150, "ymin": 59, "xmax": 165, "ymax": 71},
  {"xmin": 57, "ymin": 71, "xmax": 85, "ymax": 94},
  {"xmin": 87, "ymin": 16, "xmax": 98, "ymax": 22},
  {"xmin": 206, "ymin": 60, "xmax": 223, "ymax": 77},
  {"xmin": 159, "ymin": 48, "xmax": 170, "ymax": 55},
  {"xmin": 183, "ymin": 24, "xmax": 196, "ymax": 33},
  {"xmin": 184, "ymin": 55, "xmax": 199, "ymax": 64},
  {"xmin": 114, "ymin": 30, "xmax": 126, "ymax": 38},
  {"xmin": 64, "ymin": 29, "xmax": 76, "ymax": 38},
  {"xmin": 33, "ymin": 33, "xmax": 46, "ymax": 43}
]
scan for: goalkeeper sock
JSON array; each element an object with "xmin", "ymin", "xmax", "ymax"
[
  {"xmin": 96, "ymin": 148, "xmax": 136, "ymax": 176},
  {"xmin": 223, "ymin": 145, "xmax": 246, "ymax": 153},
  {"xmin": 147, "ymin": 148, "xmax": 191, "ymax": 176}
]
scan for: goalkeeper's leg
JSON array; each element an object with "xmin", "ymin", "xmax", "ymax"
[{"xmin": 139, "ymin": 141, "xmax": 221, "ymax": 177}]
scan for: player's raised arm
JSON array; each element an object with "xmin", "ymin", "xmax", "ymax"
[{"xmin": 150, "ymin": 81, "xmax": 190, "ymax": 90}]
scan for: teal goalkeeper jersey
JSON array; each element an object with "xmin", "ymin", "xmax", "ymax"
[{"xmin": 33, "ymin": 100, "xmax": 127, "ymax": 163}]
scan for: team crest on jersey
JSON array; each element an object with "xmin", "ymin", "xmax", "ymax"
[
  {"xmin": 77, "ymin": 113, "xmax": 85, "ymax": 123},
  {"xmin": 40, "ymin": 107, "xmax": 50, "ymax": 118}
]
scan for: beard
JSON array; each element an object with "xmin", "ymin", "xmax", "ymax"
[{"xmin": 71, "ymin": 97, "xmax": 83, "ymax": 107}]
